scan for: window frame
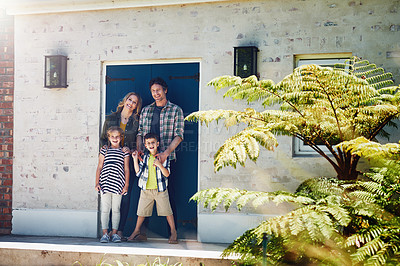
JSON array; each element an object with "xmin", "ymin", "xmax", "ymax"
[{"xmin": 292, "ymin": 54, "xmax": 351, "ymax": 156}]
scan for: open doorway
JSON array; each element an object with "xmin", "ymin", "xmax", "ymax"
[{"xmin": 102, "ymin": 61, "xmax": 199, "ymax": 240}]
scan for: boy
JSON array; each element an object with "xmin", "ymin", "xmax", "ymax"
[{"xmin": 128, "ymin": 133, "xmax": 178, "ymax": 244}]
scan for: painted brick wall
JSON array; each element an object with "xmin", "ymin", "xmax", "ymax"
[
  {"xmin": 10, "ymin": 0, "xmax": 400, "ymax": 240},
  {"xmin": 0, "ymin": 8, "xmax": 13, "ymax": 235}
]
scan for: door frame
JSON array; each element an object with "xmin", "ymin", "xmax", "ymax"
[{"xmin": 100, "ymin": 58, "xmax": 202, "ymax": 238}]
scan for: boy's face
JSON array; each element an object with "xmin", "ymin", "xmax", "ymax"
[{"xmin": 144, "ymin": 137, "xmax": 159, "ymax": 154}]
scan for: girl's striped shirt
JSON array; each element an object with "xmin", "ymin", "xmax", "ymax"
[{"xmin": 99, "ymin": 147, "xmax": 129, "ymax": 194}]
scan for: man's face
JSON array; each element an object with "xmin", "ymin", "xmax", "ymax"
[
  {"xmin": 144, "ymin": 138, "xmax": 159, "ymax": 154},
  {"xmin": 150, "ymin": 84, "xmax": 167, "ymax": 103}
]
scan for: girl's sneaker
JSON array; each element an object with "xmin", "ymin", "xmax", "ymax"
[
  {"xmin": 100, "ymin": 234, "xmax": 110, "ymax": 243},
  {"xmin": 111, "ymin": 234, "xmax": 122, "ymax": 243}
]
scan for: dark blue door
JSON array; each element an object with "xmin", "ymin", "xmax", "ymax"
[{"xmin": 105, "ymin": 62, "xmax": 199, "ymax": 240}]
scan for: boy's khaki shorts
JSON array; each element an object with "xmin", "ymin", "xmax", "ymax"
[{"xmin": 137, "ymin": 189, "xmax": 173, "ymax": 217}]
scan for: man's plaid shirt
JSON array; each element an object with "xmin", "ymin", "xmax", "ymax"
[{"xmin": 138, "ymin": 101, "xmax": 184, "ymax": 161}]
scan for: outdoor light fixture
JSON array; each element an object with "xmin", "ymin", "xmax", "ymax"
[
  {"xmin": 234, "ymin": 46, "xmax": 259, "ymax": 78},
  {"xmin": 44, "ymin": 55, "xmax": 68, "ymax": 88}
]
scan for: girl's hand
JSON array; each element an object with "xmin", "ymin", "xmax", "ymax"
[
  {"xmin": 95, "ymin": 183, "xmax": 101, "ymax": 192},
  {"xmin": 122, "ymin": 146, "xmax": 130, "ymax": 153},
  {"xmin": 121, "ymin": 185, "xmax": 129, "ymax": 195}
]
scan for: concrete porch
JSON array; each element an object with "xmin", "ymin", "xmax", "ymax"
[{"xmin": 0, "ymin": 235, "xmax": 236, "ymax": 265}]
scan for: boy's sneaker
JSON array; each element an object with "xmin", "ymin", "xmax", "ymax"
[
  {"xmin": 100, "ymin": 234, "xmax": 110, "ymax": 243},
  {"xmin": 111, "ymin": 234, "xmax": 122, "ymax": 243}
]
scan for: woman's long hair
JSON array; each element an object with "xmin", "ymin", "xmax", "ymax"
[{"xmin": 116, "ymin": 92, "xmax": 142, "ymax": 119}]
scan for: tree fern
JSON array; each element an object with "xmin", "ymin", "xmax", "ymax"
[{"xmin": 187, "ymin": 56, "xmax": 400, "ymax": 179}]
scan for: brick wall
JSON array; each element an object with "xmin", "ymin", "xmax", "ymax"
[{"xmin": 0, "ymin": 8, "xmax": 13, "ymax": 235}]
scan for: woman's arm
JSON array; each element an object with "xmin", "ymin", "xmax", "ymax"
[{"xmin": 122, "ymin": 155, "xmax": 130, "ymax": 195}]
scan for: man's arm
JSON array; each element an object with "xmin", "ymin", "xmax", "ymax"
[{"xmin": 136, "ymin": 135, "xmax": 143, "ymax": 153}]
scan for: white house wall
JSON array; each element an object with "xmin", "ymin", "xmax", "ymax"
[{"xmin": 12, "ymin": 0, "xmax": 400, "ymax": 242}]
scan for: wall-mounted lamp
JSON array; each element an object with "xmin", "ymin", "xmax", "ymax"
[
  {"xmin": 234, "ymin": 46, "xmax": 259, "ymax": 78},
  {"xmin": 44, "ymin": 55, "xmax": 68, "ymax": 88}
]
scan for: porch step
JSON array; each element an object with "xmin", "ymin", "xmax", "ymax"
[{"xmin": 0, "ymin": 235, "xmax": 236, "ymax": 266}]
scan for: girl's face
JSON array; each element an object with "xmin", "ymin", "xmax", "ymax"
[
  {"xmin": 124, "ymin": 95, "xmax": 138, "ymax": 112},
  {"xmin": 108, "ymin": 131, "xmax": 122, "ymax": 147}
]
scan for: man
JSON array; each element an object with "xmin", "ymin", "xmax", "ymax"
[{"xmin": 136, "ymin": 77, "xmax": 184, "ymax": 239}]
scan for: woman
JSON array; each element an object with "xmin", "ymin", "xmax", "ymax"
[{"xmin": 100, "ymin": 92, "xmax": 142, "ymax": 240}]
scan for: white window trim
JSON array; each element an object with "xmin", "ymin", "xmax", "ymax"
[{"xmin": 293, "ymin": 56, "xmax": 350, "ymax": 156}]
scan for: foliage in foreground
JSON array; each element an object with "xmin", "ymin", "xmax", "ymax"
[
  {"xmin": 73, "ymin": 256, "xmax": 182, "ymax": 266},
  {"xmin": 192, "ymin": 137, "xmax": 400, "ymax": 265},
  {"xmin": 186, "ymin": 57, "xmax": 400, "ymax": 180}
]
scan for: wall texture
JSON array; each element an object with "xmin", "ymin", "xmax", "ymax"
[
  {"xmin": 10, "ymin": 0, "xmax": 400, "ymax": 241},
  {"xmin": 0, "ymin": 8, "xmax": 14, "ymax": 235}
]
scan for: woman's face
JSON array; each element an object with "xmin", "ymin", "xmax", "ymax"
[{"xmin": 124, "ymin": 94, "xmax": 138, "ymax": 112}]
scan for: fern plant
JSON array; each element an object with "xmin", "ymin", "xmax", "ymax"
[
  {"xmin": 186, "ymin": 56, "xmax": 400, "ymax": 180},
  {"xmin": 192, "ymin": 139, "xmax": 400, "ymax": 265}
]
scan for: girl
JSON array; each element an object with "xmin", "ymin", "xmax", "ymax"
[{"xmin": 95, "ymin": 126, "xmax": 130, "ymax": 243}]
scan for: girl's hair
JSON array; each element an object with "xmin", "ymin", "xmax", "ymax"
[
  {"xmin": 116, "ymin": 92, "xmax": 142, "ymax": 118},
  {"xmin": 107, "ymin": 126, "xmax": 124, "ymax": 140}
]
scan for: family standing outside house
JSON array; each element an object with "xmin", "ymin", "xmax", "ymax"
[{"xmin": 96, "ymin": 77, "xmax": 184, "ymax": 244}]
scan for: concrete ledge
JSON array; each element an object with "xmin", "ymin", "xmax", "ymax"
[
  {"xmin": 12, "ymin": 209, "xmax": 97, "ymax": 238},
  {"xmin": 0, "ymin": 236, "xmax": 236, "ymax": 266}
]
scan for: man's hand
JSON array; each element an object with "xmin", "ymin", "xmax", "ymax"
[
  {"xmin": 156, "ymin": 151, "xmax": 169, "ymax": 164},
  {"xmin": 153, "ymin": 157, "xmax": 162, "ymax": 168}
]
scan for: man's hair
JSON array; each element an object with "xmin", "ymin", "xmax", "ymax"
[
  {"xmin": 149, "ymin": 77, "xmax": 168, "ymax": 91},
  {"xmin": 144, "ymin": 132, "xmax": 159, "ymax": 142}
]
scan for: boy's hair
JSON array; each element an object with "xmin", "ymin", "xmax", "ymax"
[
  {"xmin": 144, "ymin": 132, "xmax": 159, "ymax": 142},
  {"xmin": 107, "ymin": 126, "xmax": 124, "ymax": 137},
  {"xmin": 149, "ymin": 77, "xmax": 168, "ymax": 91}
]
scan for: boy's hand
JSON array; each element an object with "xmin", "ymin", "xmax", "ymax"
[
  {"xmin": 156, "ymin": 151, "xmax": 168, "ymax": 164},
  {"xmin": 153, "ymin": 157, "xmax": 162, "ymax": 168},
  {"xmin": 132, "ymin": 150, "xmax": 138, "ymax": 159}
]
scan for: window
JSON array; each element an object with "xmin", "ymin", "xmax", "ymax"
[{"xmin": 293, "ymin": 55, "xmax": 351, "ymax": 156}]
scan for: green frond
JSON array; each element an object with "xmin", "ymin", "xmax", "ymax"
[
  {"xmin": 253, "ymin": 205, "xmax": 340, "ymax": 241},
  {"xmin": 366, "ymin": 73, "xmax": 393, "ymax": 85},
  {"xmin": 207, "ymin": 75, "xmax": 243, "ymax": 92},
  {"xmin": 191, "ymin": 188, "xmax": 315, "ymax": 212},
  {"xmin": 190, "ymin": 188, "xmax": 240, "ymax": 211},
  {"xmin": 348, "ymin": 190, "xmax": 377, "ymax": 203},
  {"xmin": 351, "ymin": 237, "xmax": 386, "ymax": 263},
  {"xmin": 345, "ymin": 227, "xmax": 384, "ymax": 248},
  {"xmin": 214, "ymin": 126, "xmax": 278, "ymax": 172},
  {"xmin": 378, "ymin": 85, "xmax": 398, "ymax": 95},
  {"xmin": 371, "ymin": 80, "xmax": 396, "ymax": 90}
]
